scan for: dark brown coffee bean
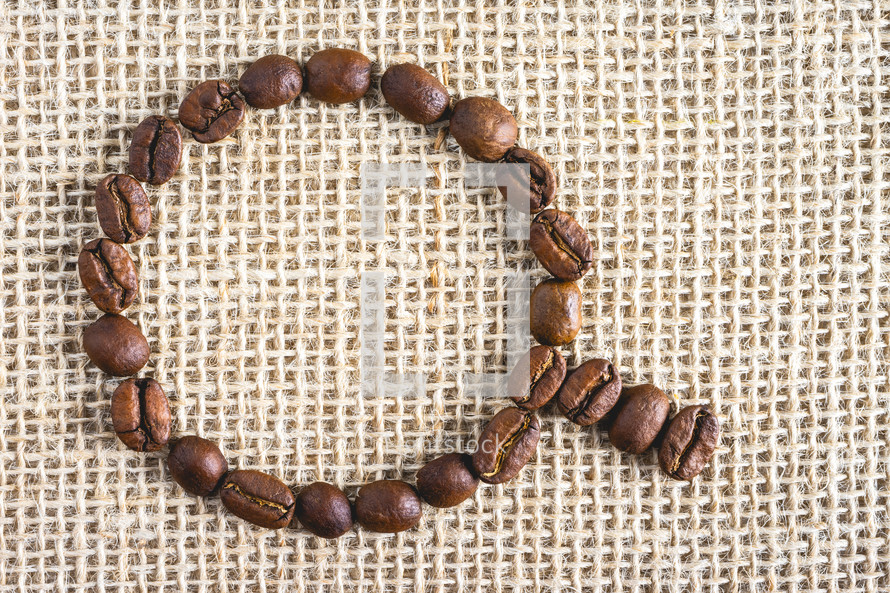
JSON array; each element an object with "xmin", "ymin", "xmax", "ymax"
[
  {"xmin": 128, "ymin": 115, "xmax": 182, "ymax": 185},
  {"xmin": 415, "ymin": 453, "xmax": 479, "ymax": 508},
  {"xmin": 498, "ymin": 148, "xmax": 556, "ymax": 214},
  {"xmin": 295, "ymin": 482, "xmax": 353, "ymax": 538},
  {"xmin": 530, "ymin": 209, "xmax": 593, "ymax": 281},
  {"xmin": 472, "ymin": 407, "xmax": 540, "ymax": 484},
  {"xmin": 509, "ymin": 345, "xmax": 566, "ymax": 410},
  {"xmin": 449, "ymin": 97, "xmax": 518, "ymax": 162},
  {"xmin": 168, "ymin": 435, "xmax": 228, "ymax": 496},
  {"xmin": 239, "ymin": 54, "xmax": 303, "ymax": 109},
  {"xmin": 381, "ymin": 63, "xmax": 450, "ymax": 125},
  {"xmin": 220, "ymin": 469, "xmax": 295, "ymax": 529},
  {"xmin": 95, "ymin": 174, "xmax": 151, "ymax": 244},
  {"xmin": 658, "ymin": 405, "xmax": 719, "ymax": 481},
  {"xmin": 354, "ymin": 480, "xmax": 422, "ymax": 533},
  {"xmin": 304, "ymin": 48, "xmax": 372, "ymax": 104},
  {"xmin": 608, "ymin": 384, "xmax": 671, "ymax": 454},
  {"xmin": 110, "ymin": 377, "xmax": 171, "ymax": 452},
  {"xmin": 529, "ymin": 278, "xmax": 582, "ymax": 346},
  {"xmin": 556, "ymin": 358, "xmax": 622, "ymax": 426},
  {"xmin": 178, "ymin": 80, "xmax": 245, "ymax": 143},
  {"xmin": 78, "ymin": 238, "xmax": 138, "ymax": 314},
  {"xmin": 82, "ymin": 314, "xmax": 150, "ymax": 376}
]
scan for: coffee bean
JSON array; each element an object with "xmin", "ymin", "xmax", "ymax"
[
  {"xmin": 178, "ymin": 80, "xmax": 245, "ymax": 143},
  {"xmin": 530, "ymin": 209, "xmax": 593, "ymax": 281},
  {"xmin": 381, "ymin": 63, "xmax": 450, "ymax": 125},
  {"xmin": 658, "ymin": 405, "xmax": 719, "ymax": 480},
  {"xmin": 509, "ymin": 345, "xmax": 566, "ymax": 410},
  {"xmin": 295, "ymin": 482, "xmax": 353, "ymax": 538},
  {"xmin": 556, "ymin": 358, "xmax": 622, "ymax": 426},
  {"xmin": 128, "ymin": 115, "xmax": 182, "ymax": 185},
  {"xmin": 95, "ymin": 174, "xmax": 151, "ymax": 244},
  {"xmin": 168, "ymin": 435, "xmax": 229, "ymax": 496},
  {"xmin": 498, "ymin": 148, "xmax": 556, "ymax": 214},
  {"xmin": 608, "ymin": 384, "xmax": 671, "ymax": 454},
  {"xmin": 83, "ymin": 314, "xmax": 150, "ymax": 376},
  {"xmin": 78, "ymin": 238, "xmax": 138, "ymax": 314},
  {"xmin": 472, "ymin": 407, "xmax": 540, "ymax": 484},
  {"xmin": 110, "ymin": 377, "xmax": 171, "ymax": 452},
  {"xmin": 529, "ymin": 278, "xmax": 582, "ymax": 346},
  {"xmin": 239, "ymin": 54, "xmax": 303, "ymax": 109},
  {"xmin": 449, "ymin": 97, "xmax": 518, "ymax": 162},
  {"xmin": 304, "ymin": 48, "xmax": 372, "ymax": 104},
  {"xmin": 354, "ymin": 480, "xmax": 422, "ymax": 533},
  {"xmin": 415, "ymin": 453, "xmax": 479, "ymax": 508},
  {"xmin": 220, "ymin": 469, "xmax": 295, "ymax": 529}
]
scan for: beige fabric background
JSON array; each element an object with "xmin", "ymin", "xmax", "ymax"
[{"xmin": 2, "ymin": 1, "xmax": 889, "ymax": 591}]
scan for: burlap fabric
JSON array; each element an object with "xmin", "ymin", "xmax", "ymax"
[{"xmin": 3, "ymin": 1, "xmax": 889, "ymax": 591}]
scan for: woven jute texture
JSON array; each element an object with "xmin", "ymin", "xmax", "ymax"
[{"xmin": 3, "ymin": 1, "xmax": 890, "ymax": 591}]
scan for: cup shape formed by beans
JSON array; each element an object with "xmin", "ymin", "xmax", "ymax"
[
  {"xmin": 529, "ymin": 278, "xmax": 582, "ymax": 347},
  {"xmin": 128, "ymin": 115, "xmax": 182, "ymax": 185},
  {"xmin": 508, "ymin": 345, "xmax": 566, "ymax": 411},
  {"xmin": 220, "ymin": 469, "xmax": 296, "ymax": 529},
  {"xmin": 658, "ymin": 405, "xmax": 720, "ymax": 480},
  {"xmin": 472, "ymin": 407, "xmax": 540, "ymax": 484},
  {"xmin": 556, "ymin": 358, "xmax": 622, "ymax": 426},
  {"xmin": 498, "ymin": 148, "xmax": 556, "ymax": 214},
  {"xmin": 530, "ymin": 209, "xmax": 594, "ymax": 281},
  {"xmin": 354, "ymin": 480, "xmax": 422, "ymax": 533},
  {"xmin": 78, "ymin": 238, "xmax": 138, "ymax": 314},
  {"xmin": 449, "ymin": 97, "xmax": 518, "ymax": 162},
  {"xmin": 415, "ymin": 453, "xmax": 479, "ymax": 508},
  {"xmin": 380, "ymin": 63, "xmax": 450, "ymax": 125},
  {"xmin": 238, "ymin": 54, "xmax": 303, "ymax": 109},
  {"xmin": 608, "ymin": 384, "xmax": 671, "ymax": 454},
  {"xmin": 95, "ymin": 174, "xmax": 151, "ymax": 244},
  {"xmin": 295, "ymin": 482, "xmax": 354, "ymax": 538},
  {"xmin": 110, "ymin": 378, "xmax": 171, "ymax": 452},
  {"xmin": 303, "ymin": 48, "xmax": 372, "ymax": 104},
  {"xmin": 168, "ymin": 435, "xmax": 228, "ymax": 496},
  {"xmin": 178, "ymin": 80, "xmax": 245, "ymax": 143},
  {"xmin": 82, "ymin": 314, "xmax": 150, "ymax": 376}
]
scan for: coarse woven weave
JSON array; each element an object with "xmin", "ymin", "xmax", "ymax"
[{"xmin": 2, "ymin": 1, "xmax": 890, "ymax": 591}]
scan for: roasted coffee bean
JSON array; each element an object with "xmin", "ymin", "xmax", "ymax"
[
  {"xmin": 380, "ymin": 63, "xmax": 450, "ymax": 125},
  {"xmin": 239, "ymin": 54, "xmax": 303, "ymax": 109},
  {"xmin": 530, "ymin": 209, "xmax": 593, "ymax": 281},
  {"xmin": 529, "ymin": 278, "xmax": 582, "ymax": 346},
  {"xmin": 498, "ymin": 148, "xmax": 556, "ymax": 214},
  {"xmin": 509, "ymin": 345, "xmax": 566, "ymax": 411},
  {"xmin": 472, "ymin": 407, "xmax": 540, "ymax": 484},
  {"xmin": 82, "ymin": 314, "xmax": 150, "ymax": 376},
  {"xmin": 221, "ymin": 469, "xmax": 295, "ymax": 529},
  {"xmin": 658, "ymin": 405, "xmax": 719, "ymax": 481},
  {"xmin": 556, "ymin": 358, "xmax": 622, "ymax": 426},
  {"xmin": 295, "ymin": 482, "xmax": 353, "ymax": 538},
  {"xmin": 78, "ymin": 238, "xmax": 138, "ymax": 314},
  {"xmin": 449, "ymin": 97, "xmax": 518, "ymax": 162},
  {"xmin": 304, "ymin": 48, "xmax": 372, "ymax": 104},
  {"xmin": 110, "ymin": 377, "xmax": 171, "ymax": 452},
  {"xmin": 178, "ymin": 80, "xmax": 245, "ymax": 143},
  {"xmin": 95, "ymin": 174, "xmax": 151, "ymax": 244},
  {"xmin": 608, "ymin": 384, "xmax": 671, "ymax": 454},
  {"xmin": 354, "ymin": 480, "xmax": 422, "ymax": 533},
  {"xmin": 415, "ymin": 453, "xmax": 479, "ymax": 508},
  {"xmin": 128, "ymin": 115, "xmax": 182, "ymax": 185},
  {"xmin": 168, "ymin": 435, "xmax": 229, "ymax": 496}
]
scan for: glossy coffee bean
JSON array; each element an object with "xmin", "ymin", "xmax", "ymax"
[
  {"xmin": 498, "ymin": 148, "xmax": 556, "ymax": 214},
  {"xmin": 221, "ymin": 469, "xmax": 295, "ymax": 529},
  {"xmin": 128, "ymin": 115, "xmax": 182, "ymax": 185},
  {"xmin": 178, "ymin": 80, "xmax": 245, "ymax": 143},
  {"xmin": 530, "ymin": 209, "xmax": 593, "ymax": 281},
  {"xmin": 449, "ymin": 97, "xmax": 518, "ymax": 162},
  {"xmin": 381, "ymin": 63, "xmax": 450, "ymax": 125},
  {"xmin": 354, "ymin": 480, "xmax": 422, "ymax": 533},
  {"xmin": 295, "ymin": 482, "xmax": 353, "ymax": 538},
  {"xmin": 238, "ymin": 54, "xmax": 303, "ymax": 109},
  {"xmin": 608, "ymin": 384, "xmax": 671, "ymax": 454},
  {"xmin": 168, "ymin": 435, "xmax": 228, "ymax": 496},
  {"xmin": 304, "ymin": 48, "xmax": 372, "ymax": 104},
  {"xmin": 472, "ymin": 407, "xmax": 540, "ymax": 484},
  {"xmin": 95, "ymin": 174, "xmax": 151, "ymax": 244},
  {"xmin": 82, "ymin": 314, "xmax": 150, "ymax": 376},
  {"xmin": 658, "ymin": 405, "xmax": 719, "ymax": 481},
  {"xmin": 110, "ymin": 377, "xmax": 171, "ymax": 452},
  {"xmin": 78, "ymin": 238, "xmax": 138, "ymax": 314},
  {"xmin": 509, "ymin": 345, "xmax": 566, "ymax": 411},
  {"xmin": 415, "ymin": 453, "xmax": 479, "ymax": 508},
  {"xmin": 556, "ymin": 358, "xmax": 622, "ymax": 426},
  {"xmin": 529, "ymin": 278, "xmax": 582, "ymax": 346}
]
